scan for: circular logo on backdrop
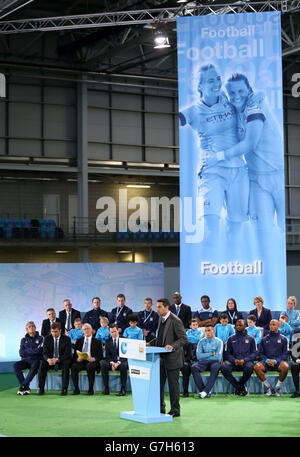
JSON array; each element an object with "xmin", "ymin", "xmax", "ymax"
[{"xmin": 121, "ymin": 342, "xmax": 127, "ymax": 354}]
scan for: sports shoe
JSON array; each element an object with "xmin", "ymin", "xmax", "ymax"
[
  {"xmin": 266, "ymin": 387, "xmax": 273, "ymax": 396},
  {"xmin": 17, "ymin": 386, "xmax": 25, "ymax": 395},
  {"xmin": 240, "ymin": 387, "xmax": 249, "ymax": 397},
  {"xmin": 23, "ymin": 387, "xmax": 31, "ymax": 395},
  {"xmin": 274, "ymin": 386, "xmax": 281, "ymax": 397}
]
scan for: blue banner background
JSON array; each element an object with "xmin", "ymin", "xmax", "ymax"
[{"xmin": 177, "ymin": 12, "xmax": 286, "ymax": 311}]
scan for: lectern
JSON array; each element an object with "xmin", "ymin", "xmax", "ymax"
[{"xmin": 119, "ymin": 341, "xmax": 173, "ymax": 424}]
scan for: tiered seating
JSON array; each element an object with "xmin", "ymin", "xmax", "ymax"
[
  {"xmin": 114, "ymin": 228, "xmax": 179, "ymax": 241},
  {"xmin": 0, "ymin": 218, "xmax": 64, "ymax": 239}
]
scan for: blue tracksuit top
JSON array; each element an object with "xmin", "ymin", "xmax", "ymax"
[
  {"xmin": 83, "ymin": 308, "xmax": 109, "ymax": 331},
  {"xmin": 280, "ymin": 309, "xmax": 300, "ymax": 329},
  {"xmin": 258, "ymin": 331, "xmax": 289, "ymax": 364},
  {"xmin": 186, "ymin": 328, "xmax": 202, "ymax": 344},
  {"xmin": 123, "ymin": 326, "xmax": 143, "ymax": 340},
  {"xmin": 214, "ymin": 323, "xmax": 235, "ymax": 343},
  {"xmin": 95, "ymin": 326, "xmax": 111, "ymax": 345},
  {"xmin": 110, "ymin": 305, "xmax": 133, "ymax": 331},
  {"xmin": 68, "ymin": 328, "xmax": 84, "ymax": 344},
  {"xmin": 137, "ymin": 310, "xmax": 159, "ymax": 333},
  {"xmin": 19, "ymin": 332, "xmax": 43, "ymax": 362},
  {"xmin": 196, "ymin": 336, "xmax": 223, "ymax": 362},
  {"xmin": 246, "ymin": 326, "xmax": 261, "ymax": 345},
  {"xmin": 224, "ymin": 331, "xmax": 257, "ymax": 364},
  {"xmin": 279, "ymin": 322, "xmax": 293, "ymax": 343}
]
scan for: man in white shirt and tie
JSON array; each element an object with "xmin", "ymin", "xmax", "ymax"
[
  {"xmin": 100, "ymin": 324, "xmax": 129, "ymax": 396},
  {"xmin": 71, "ymin": 323, "xmax": 103, "ymax": 395},
  {"xmin": 59, "ymin": 299, "xmax": 81, "ymax": 336},
  {"xmin": 170, "ymin": 292, "xmax": 192, "ymax": 330}
]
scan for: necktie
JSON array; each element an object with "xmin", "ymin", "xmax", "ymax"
[
  {"xmin": 66, "ymin": 312, "xmax": 71, "ymax": 331},
  {"xmin": 54, "ymin": 338, "xmax": 59, "ymax": 358},
  {"xmin": 113, "ymin": 339, "xmax": 118, "ymax": 362},
  {"xmin": 83, "ymin": 338, "xmax": 89, "ymax": 353}
]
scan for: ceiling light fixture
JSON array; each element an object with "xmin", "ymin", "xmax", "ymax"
[
  {"xmin": 126, "ymin": 184, "xmax": 151, "ymax": 189},
  {"xmin": 152, "ymin": 22, "xmax": 171, "ymax": 49}
]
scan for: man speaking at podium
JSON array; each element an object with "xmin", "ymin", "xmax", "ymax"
[{"xmin": 150, "ymin": 298, "xmax": 187, "ymax": 417}]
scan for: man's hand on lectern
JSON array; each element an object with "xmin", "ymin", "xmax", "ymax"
[{"xmin": 165, "ymin": 345, "xmax": 174, "ymax": 351}]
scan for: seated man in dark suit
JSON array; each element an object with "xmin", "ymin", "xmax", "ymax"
[
  {"xmin": 71, "ymin": 323, "xmax": 103, "ymax": 395},
  {"xmin": 41, "ymin": 308, "xmax": 65, "ymax": 338},
  {"xmin": 37, "ymin": 322, "xmax": 72, "ymax": 396},
  {"xmin": 100, "ymin": 323, "xmax": 128, "ymax": 396},
  {"xmin": 170, "ymin": 292, "xmax": 192, "ymax": 330},
  {"xmin": 58, "ymin": 299, "xmax": 81, "ymax": 336}
]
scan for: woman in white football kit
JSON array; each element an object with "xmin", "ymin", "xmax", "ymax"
[
  {"xmin": 204, "ymin": 73, "xmax": 284, "ymax": 231},
  {"xmin": 179, "ymin": 64, "xmax": 249, "ymax": 243}
]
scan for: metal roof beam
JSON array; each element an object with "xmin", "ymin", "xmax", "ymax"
[{"xmin": 0, "ymin": 2, "xmax": 299, "ymax": 34}]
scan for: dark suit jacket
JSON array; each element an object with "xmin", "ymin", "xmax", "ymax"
[
  {"xmin": 104, "ymin": 337, "xmax": 127, "ymax": 365},
  {"xmin": 41, "ymin": 318, "xmax": 65, "ymax": 338},
  {"xmin": 170, "ymin": 303, "xmax": 192, "ymax": 329},
  {"xmin": 248, "ymin": 307, "xmax": 272, "ymax": 334},
  {"xmin": 73, "ymin": 337, "xmax": 103, "ymax": 371},
  {"xmin": 59, "ymin": 308, "xmax": 81, "ymax": 330},
  {"xmin": 42, "ymin": 334, "xmax": 72, "ymax": 362},
  {"xmin": 150, "ymin": 312, "xmax": 187, "ymax": 370}
]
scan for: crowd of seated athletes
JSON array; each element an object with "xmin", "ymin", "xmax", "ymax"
[{"xmin": 14, "ymin": 292, "xmax": 300, "ymax": 398}]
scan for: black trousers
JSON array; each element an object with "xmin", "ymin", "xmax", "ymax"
[
  {"xmin": 100, "ymin": 360, "xmax": 128, "ymax": 390},
  {"xmin": 160, "ymin": 360, "xmax": 180, "ymax": 415},
  {"xmin": 71, "ymin": 360, "xmax": 99, "ymax": 391},
  {"xmin": 220, "ymin": 361, "xmax": 254, "ymax": 390},
  {"xmin": 180, "ymin": 362, "xmax": 191, "ymax": 393},
  {"xmin": 38, "ymin": 359, "xmax": 70, "ymax": 390},
  {"xmin": 14, "ymin": 359, "xmax": 40, "ymax": 389},
  {"xmin": 291, "ymin": 363, "xmax": 300, "ymax": 391}
]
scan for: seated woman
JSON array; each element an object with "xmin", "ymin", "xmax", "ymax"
[
  {"xmin": 248, "ymin": 296, "xmax": 272, "ymax": 337},
  {"xmin": 222, "ymin": 298, "xmax": 243, "ymax": 326}
]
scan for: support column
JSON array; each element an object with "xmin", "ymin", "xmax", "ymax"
[
  {"xmin": 77, "ymin": 77, "xmax": 89, "ymax": 236},
  {"xmin": 78, "ymin": 247, "xmax": 89, "ymax": 262}
]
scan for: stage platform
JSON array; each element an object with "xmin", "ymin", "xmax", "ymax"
[{"xmin": 24, "ymin": 370, "xmax": 296, "ymax": 394}]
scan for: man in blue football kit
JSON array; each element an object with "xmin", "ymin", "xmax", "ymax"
[
  {"xmin": 220, "ymin": 319, "xmax": 256, "ymax": 396},
  {"xmin": 191, "ymin": 324, "xmax": 223, "ymax": 398},
  {"xmin": 254, "ymin": 320, "xmax": 289, "ymax": 396},
  {"xmin": 137, "ymin": 297, "xmax": 159, "ymax": 342},
  {"xmin": 109, "ymin": 294, "xmax": 132, "ymax": 335},
  {"xmin": 83, "ymin": 297, "xmax": 109, "ymax": 334},
  {"xmin": 179, "ymin": 64, "xmax": 249, "ymax": 242}
]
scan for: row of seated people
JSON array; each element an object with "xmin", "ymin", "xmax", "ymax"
[{"xmin": 14, "ymin": 295, "xmax": 300, "ymax": 398}]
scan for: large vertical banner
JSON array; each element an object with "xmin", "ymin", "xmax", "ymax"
[{"xmin": 177, "ymin": 12, "xmax": 286, "ymax": 311}]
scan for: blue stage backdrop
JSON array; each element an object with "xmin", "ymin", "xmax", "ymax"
[
  {"xmin": 0, "ymin": 262, "xmax": 164, "ymax": 361},
  {"xmin": 177, "ymin": 12, "xmax": 286, "ymax": 311}
]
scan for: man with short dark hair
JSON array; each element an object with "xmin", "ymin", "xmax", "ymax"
[
  {"xmin": 254, "ymin": 319, "xmax": 289, "ymax": 396},
  {"xmin": 100, "ymin": 323, "xmax": 129, "ymax": 396},
  {"xmin": 194, "ymin": 296, "xmax": 218, "ymax": 327},
  {"xmin": 220, "ymin": 319, "xmax": 256, "ymax": 396},
  {"xmin": 149, "ymin": 298, "xmax": 187, "ymax": 417},
  {"xmin": 170, "ymin": 292, "xmax": 192, "ymax": 330},
  {"xmin": 38, "ymin": 322, "xmax": 72, "ymax": 396},
  {"xmin": 137, "ymin": 297, "xmax": 159, "ymax": 342},
  {"xmin": 191, "ymin": 324, "xmax": 223, "ymax": 398},
  {"xmin": 14, "ymin": 321, "xmax": 43, "ymax": 395},
  {"xmin": 41, "ymin": 308, "xmax": 65, "ymax": 337},
  {"xmin": 110, "ymin": 294, "xmax": 132, "ymax": 335},
  {"xmin": 83, "ymin": 297, "xmax": 109, "ymax": 335},
  {"xmin": 71, "ymin": 323, "xmax": 103, "ymax": 396},
  {"xmin": 59, "ymin": 299, "xmax": 81, "ymax": 336}
]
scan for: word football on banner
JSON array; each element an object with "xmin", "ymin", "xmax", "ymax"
[{"xmin": 177, "ymin": 12, "xmax": 286, "ymax": 311}]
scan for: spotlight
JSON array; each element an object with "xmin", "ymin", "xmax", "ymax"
[{"xmin": 152, "ymin": 22, "xmax": 171, "ymax": 49}]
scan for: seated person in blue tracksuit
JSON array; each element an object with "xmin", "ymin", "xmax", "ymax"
[
  {"xmin": 191, "ymin": 324, "xmax": 223, "ymax": 398},
  {"xmin": 186, "ymin": 319, "xmax": 203, "ymax": 359},
  {"xmin": 109, "ymin": 294, "xmax": 132, "ymax": 335},
  {"xmin": 137, "ymin": 297, "xmax": 159, "ymax": 343},
  {"xmin": 68, "ymin": 317, "xmax": 84, "ymax": 345},
  {"xmin": 220, "ymin": 319, "xmax": 257, "ymax": 396},
  {"xmin": 123, "ymin": 314, "xmax": 143, "ymax": 340},
  {"xmin": 254, "ymin": 319, "xmax": 289, "ymax": 396},
  {"xmin": 279, "ymin": 314, "xmax": 293, "ymax": 345},
  {"xmin": 246, "ymin": 314, "xmax": 261, "ymax": 347},
  {"xmin": 280, "ymin": 296, "xmax": 300, "ymax": 331},
  {"xmin": 14, "ymin": 321, "xmax": 43, "ymax": 395},
  {"xmin": 214, "ymin": 313, "xmax": 235, "ymax": 343},
  {"xmin": 95, "ymin": 316, "xmax": 111, "ymax": 357},
  {"xmin": 194, "ymin": 295, "xmax": 218, "ymax": 328}
]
